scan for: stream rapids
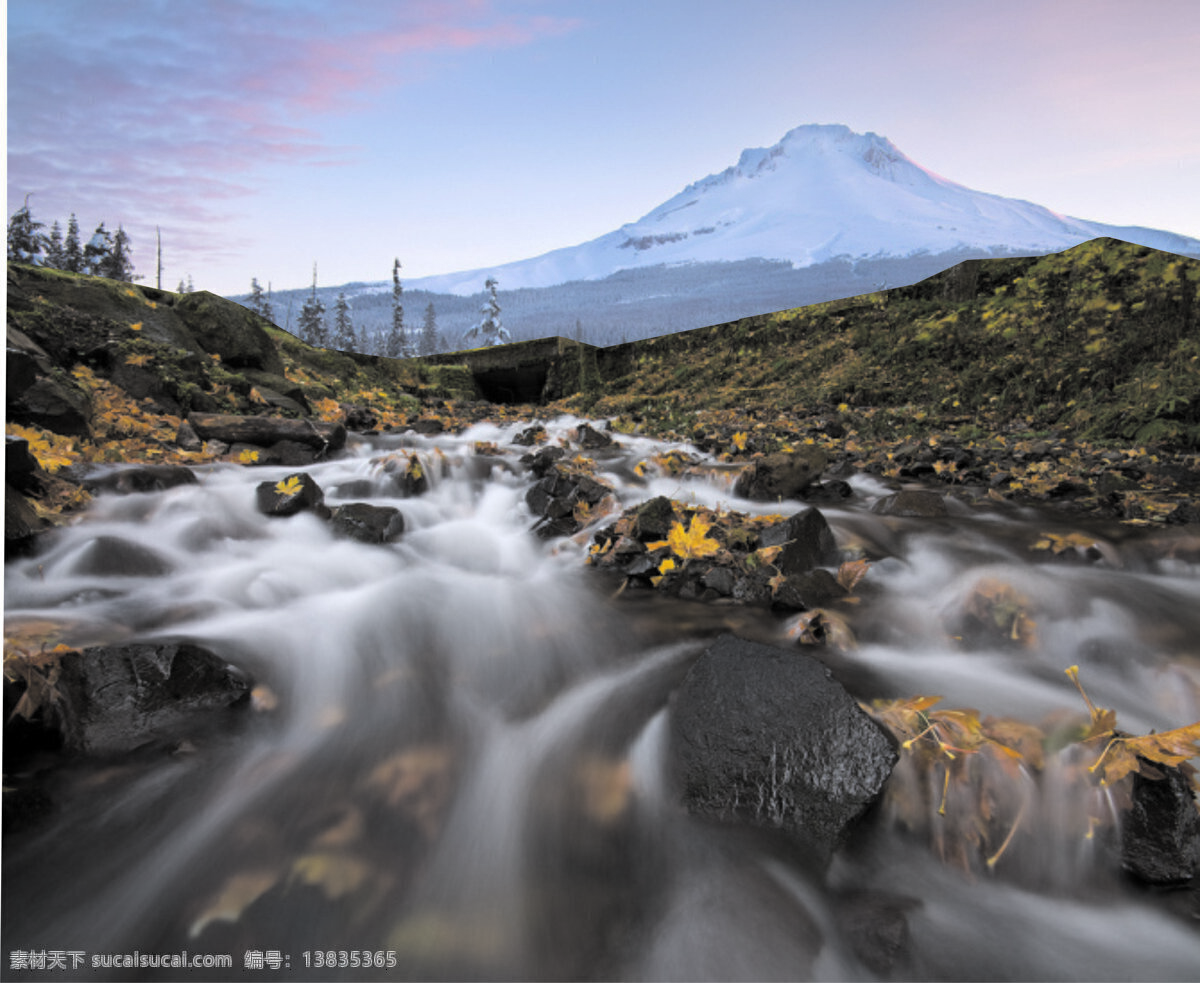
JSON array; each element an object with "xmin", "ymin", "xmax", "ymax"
[{"xmin": 4, "ymin": 415, "xmax": 1200, "ymax": 981}]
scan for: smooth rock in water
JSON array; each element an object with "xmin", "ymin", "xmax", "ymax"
[
  {"xmin": 187, "ymin": 412, "xmax": 346, "ymax": 454},
  {"xmin": 513, "ymin": 424, "xmax": 547, "ymax": 446},
  {"xmin": 52, "ymin": 642, "xmax": 251, "ymax": 755},
  {"xmin": 330, "ymin": 503, "xmax": 405, "ymax": 544},
  {"xmin": 771, "ymin": 568, "xmax": 848, "ymax": 611},
  {"xmin": 256, "ymin": 471, "xmax": 328, "ymax": 518},
  {"xmin": 525, "ymin": 465, "xmax": 611, "ymax": 539},
  {"xmin": 669, "ymin": 634, "xmax": 897, "ymax": 860},
  {"xmin": 871, "ymin": 489, "xmax": 948, "ymax": 519},
  {"xmin": 6, "ymin": 484, "xmax": 45, "ymax": 560},
  {"xmin": 734, "ymin": 448, "xmax": 828, "ymax": 501},
  {"xmin": 77, "ymin": 464, "xmax": 199, "ymax": 495},
  {"xmin": 758, "ymin": 507, "xmax": 840, "ymax": 574},
  {"xmin": 576, "ymin": 422, "xmax": 614, "ymax": 450},
  {"xmin": 1122, "ymin": 766, "xmax": 1200, "ymax": 884},
  {"xmin": 520, "ymin": 445, "xmax": 565, "ymax": 477},
  {"xmin": 68, "ymin": 535, "xmax": 174, "ymax": 577}
]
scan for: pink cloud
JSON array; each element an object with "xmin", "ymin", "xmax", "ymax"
[{"xmin": 7, "ymin": 0, "xmax": 580, "ymax": 276}]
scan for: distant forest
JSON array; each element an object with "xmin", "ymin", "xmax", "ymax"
[{"xmin": 241, "ymin": 249, "xmax": 1028, "ymax": 356}]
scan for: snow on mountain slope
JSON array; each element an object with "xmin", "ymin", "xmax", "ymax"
[{"xmin": 408, "ymin": 123, "xmax": 1200, "ymax": 296}]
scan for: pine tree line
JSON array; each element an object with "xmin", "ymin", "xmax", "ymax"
[
  {"xmin": 7, "ymin": 198, "xmax": 135, "ymax": 282},
  {"xmin": 257, "ymin": 258, "xmax": 469, "ymax": 359}
]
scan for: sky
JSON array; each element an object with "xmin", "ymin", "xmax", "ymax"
[{"xmin": 7, "ymin": 0, "xmax": 1200, "ymax": 297}]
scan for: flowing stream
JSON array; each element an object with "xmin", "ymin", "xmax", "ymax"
[{"xmin": 4, "ymin": 416, "xmax": 1200, "ymax": 981}]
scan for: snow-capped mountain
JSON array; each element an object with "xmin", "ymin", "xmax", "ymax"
[{"xmin": 410, "ymin": 123, "xmax": 1200, "ymax": 296}]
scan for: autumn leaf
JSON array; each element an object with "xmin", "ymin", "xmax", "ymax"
[
  {"xmin": 650, "ymin": 556, "xmax": 676, "ymax": 587},
  {"xmin": 189, "ymin": 869, "xmax": 280, "ymax": 938},
  {"xmin": 129, "ymin": 321, "xmax": 142, "ymax": 331},
  {"xmin": 290, "ymin": 851, "xmax": 371, "ymax": 900},
  {"xmin": 731, "ymin": 431, "xmax": 749, "ymax": 452},
  {"xmin": 650, "ymin": 515, "xmax": 721, "ymax": 563},
  {"xmin": 125, "ymin": 353, "xmax": 154, "ymax": 367},
  {"xmin": 312, "ymin": 397, "xmax": 342, "ymax": 422},
  {"xmin": 274, "ymin": 475, "xmax": 303, "ymax": 497},
  {"xmin": 238, "ymin": 448, "xmax": 260, "ymax": 465},
  {"xmin": 836, "ymin": 558, "xmax": 871, "ymax": 593}
]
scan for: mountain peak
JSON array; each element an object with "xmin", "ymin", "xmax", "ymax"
[{"xmin": 407, "ymin": 123, "xmax": 1200, "ymax": 296}]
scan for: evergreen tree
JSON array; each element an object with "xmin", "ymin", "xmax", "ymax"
[
  {"xmin": 464, "ymin": 277, "xmax": 509, "ymax": 347},
  {"xmin": 248, "ymin": 277, "xmax": 274, "ymax": 321},
  {"xmin": 176, "ymin": 274, "xmax": 194, "ymax": 294},
  {"xmin": 332, "ymin": 291, "xmax": 355, "ymax": 350},
  {"xmin": 297, "ymin": 264, "xmax": 327, "ymax": 346},
  {"xmin": 385, "ymin": 257, "xmax": 410, "ymax": 358},
  {"xmin": 7, "ymin": 197, "xmax": 45, "ymax": 264},
  {"xmin": 101, "ymin": 225, "xmax": 134, "ymax": 281},
  {"xmin": 44, "ymin": 220, "xmax": 66, "ymax": 269},
  {"xmin": 83, "ymin": 222, "xmax": 113, "ymax": 275},
  {"xmin": 64, "ymin": 214, "xmax": 84, "ymax": 272},
  {"xmin": 419, "ymin": 302, "xmax": 439, "ymax": 356}
]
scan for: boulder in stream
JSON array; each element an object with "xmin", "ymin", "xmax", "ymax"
[
  {"xmin": 330, "ymin": 502, "xmax": 405, "ymax": 544},
  {"xmin": 255, "ymin": 471, "xmax": 329, "ymax": 518},
  {"xmin": 1122, "ymin": 764, "xmax": 1200, "ymax": 884},
  {"xmin": 734, "ymin": 448, "xmax": 828, "ymax": 501},
  {"xmin": 52, "ymin": 642, "xmax": 251, "ymax": 755},
  {"xmin": 669, "ymin": 634, "xmax": 897, "ymax": 861}
]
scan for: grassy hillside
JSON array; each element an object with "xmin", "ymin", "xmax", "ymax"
[{"xmin": 562, "ymin": 239, "xmax": 1200, "ymax": 449}]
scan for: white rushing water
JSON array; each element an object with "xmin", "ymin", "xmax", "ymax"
[{"xmin": 4, "ymin": 416, "xmax": 1199, "ymax": 981}]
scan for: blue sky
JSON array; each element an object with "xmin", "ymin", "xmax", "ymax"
[{"xmin": 8, "ymin": 0, "xmax": 1200, "ymax": 296}]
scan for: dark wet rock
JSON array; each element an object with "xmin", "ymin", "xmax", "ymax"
[
  {"xmin": 526, "ymin": 464, "xmax": 612, "ymax": 539},
  {"xmin": 520, "ymin": 444, "xmax": 565, "ymax": 477},
  {"xmin": 8, "ymin": 373, "xmax": 92, "ymax": 436},
  {"xmin": 49, "ymin": 641, "xmax": 251, "ymax": 756},
  {"xmin": 1122, "ymin": 764, "xmax": 1200, "ymax": 884},
  {"xmin": 76, "ymin": 464, "xmax": 198, "ymax": 495},
  {"xmin": 871, "ymin": 489, "xmax": 949, "ymax": 518},
  {"xmin": 734, "ymin": 448, "xmax": 828, "ymax": 501},
  {"xmin": 731, "ymin": 569, "xmax": 775, "ymax": 605},
  {"xmin": 251, "ymin": 386, "xmax": 309, "ymax": 417},
  {"xmin": 513, "ymin": 424, "xmax": 547, "ymax": 446},
  {"xmin": 333, "ymin": 478, "xmax": 377, "ymax": 499},
  {"xmin": 330, "ymin": 503, "xmax": 405, "ymax": 544},
  {"xmin": 669, "ymin": 634, "xmax": 897, "ymax": 860},
  {"xmin": 758, "ymin": 508, "xmax": 840, "ymax": 574},
  {"xmin": 175, "ymin": 418, "xmax": 203, "ymax": 451},
  {"xmin": 700, "ymin": 565, "xmax": 737, "ymax": 596},
  {"xmin": 410, "ymin": 417, "xmax": 445, "ymax": 435},
  {"xmin": 805, "ymin": 479, "xmax": 854, "ymax": 503},
  {"xmin": 69, "ymin": 535, "xmax": 174, "ymax": 577},
  {"xmin": 6, "ymin": 484, "xmax": 45, "ymax": 560},
  {"xmin": 576, "ymin": 422, "xmax": 615, "ymax": 450},
  {"xmin": 265, "ymin": 439, "xmax": 319, "ymax": 467},
  {"xmin": 384, "ymin": 454, "xmax": 429, "ymax": 497},
  {"xmin": 255, "ymin": 471, "xmax": 329, "ymax": 518},
  {"xmin": 1166, "ymin": 502, "xmax": 1200, "ymax": 525},
  {"xmin": 173, "ymin": 290, "xmax": 284, "ymax": 374},
  {"xmin": 109, "ymin": 360, "xmax": 185, "ymax": 414},
  {"xmin": 631, "ymin": 495, "xmax": 677, "ymax": 542},
  {"xmin": 6, "ymin": 437, "xmax": 41, "ymax": 493},
  {"xmin": 835, "ymin": 890, "xmax": 918, "ymax": 976},
  {"xmin": 187, "ymin": 412, "xmax": 346, "ymax": 454},
  {"xmin": 771, "ymin": 569, "xmax": 848, "ymax": 611},
  {"xmin": 342, "ymin": 403, "xmax": 377, "ymax": 431}
]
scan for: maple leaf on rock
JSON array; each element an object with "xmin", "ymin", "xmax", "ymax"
[
  {"xmin": 646, "ymin": 515, "xmax": 721, "ymax": 563},
  {"xmin": 274, "ymin": 475, "xmax": 303, "ymax": 497}
]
